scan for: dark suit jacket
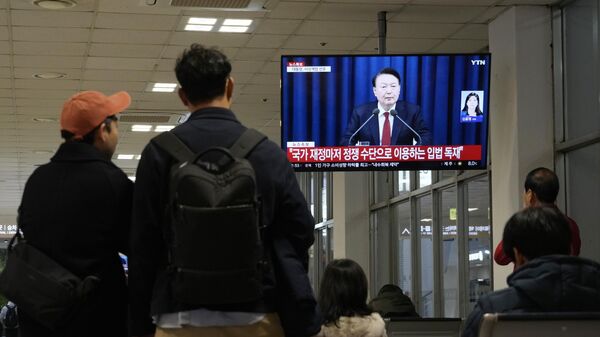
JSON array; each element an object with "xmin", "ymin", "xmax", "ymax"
[{"xmin": 340, "ymin": 101, "xmax": 432, "ymax": 146}]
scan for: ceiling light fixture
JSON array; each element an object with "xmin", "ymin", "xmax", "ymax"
[
  {"xmin": 185, "ymin": 17, "xmax": 216, "ymax": 32},
  {"xmin": 154, "ymin": 125, "xmax": 175, "ymax": 132},
  {"xmin": 117, "ymin": 154, "xmax": 135, "ymax": 160},
  {"xmin": 131, "ymin": 125, "xmax": 153, "ymax": 132},
  {"xmin": 223, "ymin": 19, "xmax": 252, "ymax": 26},
  {"xmin": 33, "ymin": 0, "xmax": 77, "ymax": 10},
  {"xmin": 219, "ymin": 26, "xmax": 248, "ymax": 33},
  {"xmin": 33, "ymin": 72, "xmax": 66, "ymax": 79},
  {"xmin": 32, "ymin": 117, "xmax": 57, "ymax": 123},
  {"xmin": 150, "ymin": 83, "xmax": 177, "ymax": 93}
]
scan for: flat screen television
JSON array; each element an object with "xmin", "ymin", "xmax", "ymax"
[{"xmin": 281, "ymin": 53, "xmax": 491, "ymax": 171}]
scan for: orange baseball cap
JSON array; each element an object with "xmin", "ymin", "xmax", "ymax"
[{"xmin": 60, "ymin": 91, "xmax": 131, "ymax": 139}]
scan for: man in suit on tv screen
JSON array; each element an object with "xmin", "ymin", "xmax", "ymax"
[{"xmin": 340, "ymin": 67, "xmax": 431, "ymax": 146}]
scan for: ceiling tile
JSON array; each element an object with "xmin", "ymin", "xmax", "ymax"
[
  {"xmin": 430, "ymin": 39, "xmax": 488, "ymax": 53},
  {"xmin": 81, "ymin": 81, "xmax": 147, "ymax": 93},
  {"xmin": 0, "ymin": 10, "xmax": 6, "ymax": 25},
  {"xmin": 283, "ymin": 35, "xmax": 363, "ymax": 50},
  {"xmin": 12, "ymin": 27, "xmax": 90, "ymax": 42},
  {"xmin": 0, "ymin": 41, "xmax": 9, "ymax": 54},
  {"xmin": 231, "ymin": 60, "xmax": 265, "ymax": 73},
  {"xmin": 412, "ymin": 0, "xmax": 496, "ymax": 4},
  {"xmin": 85, "ymin": 57, "xmax": 158, "ymax": 71},
  {"xmin": 0, "ymin": 27, "xmax": 8, "ymax": 40},
  {"xmin": 13, "ymin": 42, "xmax": 87, "ymax": 56},
  {"xmin": 0, "ymin": 78, "xmax": 10, "ymax": 88},
  {"xmin": 10, "ymin": 0, "xmax": 97, "ymax": 11},
  {"xmin": 387, "ymin": 22, "xmax": 463, "ymax": 39},
  {"xmin": 452, "ymin": 24, "xmax": 488, "ymax": 39},
  {"xmin": 161, "ymin": 45, "xmax": 238, "ymax": 59},
  {"xmin": 254, "ymin": 19, "xmax": 302, "ymax": 35},
  {"xmin": 95, "ymin": 13, "xmax": 179, "ymax": 30},
  {"xmin": 357, "ymin": 38, "xmax": 443, "ymax": 53},
  {"xmin": 246, "ymin": 34, "xmax": 288, "ymax": 48},
  {"xmin": 14, "ymin": 89, "xmax": 74, "ymax": 99},
  {"xmin": 89, "ymin": 43, "xmax": 165, "ymax": 58},
  {"xmin": 268, "ymin": 2, "xmax": 319, "ymax": 19},
  {"xmin": 84, "ymin": 69, "xmax": 152, "ymax": 82},
  {"xmin": 92, "ymin": 29, "xmax": 171, "ymax": 44},
  {"xmin": 393, "ymin": 5, "xmax": 487, "ymax": 23},
  {"xmin": 11, "ymin": 9, "xmax": 94, "ymax": 27},
  {"xmin": 233, "ymin": 48, "xmax": 277, "ymax": 61},
  {"xmin": 0, "ymin": 88, "xmax": 10, "ymax": 96},
  {"xmin": 13, "ymin": 68, "xmax": 82, "ymax": 79},
  {"xmin": 169, "ymin": 31, "xmax": 251, "ymax": 47},
  {"xmin": 296, "ymin": 20, "xmax": 375, "ymax": 37},
  {"xmin": 310, "ymin": 4, "xmax": 405, "ymax": 21},
  {"xmin": 13, "ymin": 56, "xmax": 84, "ymax": 69},
  {"xmin": 14, "ymin": 79, "xmax": 79, "ymax": 90},
  {"xmin": 149, "ymin": 71, "xmax": 178, "ymax": 83},
  {"xmin": 473, "ymin": 6, "xmax": 508, "ymax": 24}
]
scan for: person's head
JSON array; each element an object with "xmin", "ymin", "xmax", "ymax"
[
  {"xmin": 523, "ymin": 167, "xmax": 559, "ymax": 207},
  {"xmin": 60, "ymin": 91, "xmax": 130, "ymax": 159},
  {"xmin": 319, "ymin": 259, "xmax": 372, "ymax": 325},
  {"xmin": 377, "ymin": 284, "xmax": 404, "ymax": 296},
  {"xmin": 462, "ymin": 92, "xmax": 482, "ymax": 115},
  {"xmin": 502, "ymin": 206, "xmax": 571, "ymax": 269},
  {"xmin": 175, "ymin": 43, "xmax": 233, "ymax": 109},
  {"xmin": 372, "ymin": 67, "xmax": 401, "ymax": 111}
]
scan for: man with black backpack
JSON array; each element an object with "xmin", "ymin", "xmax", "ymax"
[
  {"xmin": 129, "ymin": 44, "xmax": 321, "ymax": 337},
  {"xmin": 0, "ymin": 301, "xmax": 18, "ymax": 337}
]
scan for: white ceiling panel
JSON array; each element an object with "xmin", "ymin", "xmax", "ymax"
[
  {"xmin": 0, "ymin": 67, "xmax": 8, "ymax": 78},
  {"xmin": 393, "ymin": 5, "xmax": 487, "ymax": 23},
  {"xmin": 95, "ymin": 13, "xmax": 179, "ymax": 30},
  {"xmin": 85, "ymin": 57, "xmax": 158, "ymax": 71},
  {"xmin": 13, "ymin": 42, "xmax": 88, "ymax": 56},
  {"xmin": 13, "ymin": 68, "xmax": 82, "ymax": 79},
  {"xmin": 231, "ymin": 60, "xmax": 265, "ymax": 73},
  {"xmin": 12, "ymin": 27, "xmax": 90, "ymax": 42},
  {"xmin": 81, "ymin": 81, "xmax": 147, "ymax": 92},
  {"xmin": 15, "ymin": 98, "xmax": 65, "ymax": 108},
  {"xmin": 310, "ymin": 4, "xmax": 405, "ymax": 22},
  {"xmin": 135, "ymin": 100, "xmax": 182, "ymax": 110},
  {"xmin": 0, "ymin": 40, "xmax": 8, "ymax": 54},
  {"xmin": 501, "ymin": 0, "xmax": 559, "ymax": 4},
  {"xmin": 14, "ymin": 79, "xmax": 79, "ymax": 90},
  {"xmin": 169, "ymin": 31, "xmax": 251, "ymax": 47},
  {"xmin": 11, "ymin": 10, "xmax": 95, "ymax": 27},
  {"xmin": 473, "ymin": 6, "xmax": 509, "ymax": 24},
  {"xmin": 412, "ymin": 0, "xmax": 496, "ymax": 4},
  {"xmin": 0, "ymin": 88, "xmax": 10, "ymax": 96},
  {"xmin": 0, "ymin": 10, "xmax": 5, "ymax": 25},
  {"xmin": 13, "ymin": 89, "xmax": 73, "ymax": 99},
  {"xmin": 246, "ymin": 34, "xmax": 289, "ymax": 49},
  {"xmin": 84, "ymin": 69, "xmax": 152, "ymax": 82},
  {"xmin": 149, "ymin": 71, "xmax": 178, "ymax": 83},
  {"xmin": 10, "ymin": 0, "xmax": 97, "ymax": 11},
  {"xmin": 0, "ymin": 26, "xmax": 7, "ymax": 40},
  {"xmin": 88, "ymin": 43, "xmax": 165, "ymax": 58},
  {"xmin": 387, "ymin": 22, "xmax": 463, "ymax": 39},
  {"xmin": 234, "ymin": 48, "xmax": 277, "ymax": 61},
  {"xmin": 357, "ymin": 37, "xmax": 443, "ymax": 53},
  {"xmin": 296, "ymin": 20, "xmax": 375, "ymax": 37},
  {"xmin": 161, "ymin": 45, "xmax": 238, "ymax": 59},
  {"xmin": 430, "ymin": 39, "xmax": 488, "ymax": 53},
  {"xmin": 13, "ymin": 55, "xmax": 84, "ymax": 69},
  {"xmin": 0, "ymin": 97, "xmax": 11, "ymax": 106},
  {"xmin": 452, "ymin": 24, "xmax": 489, "ymax": 39},
  {"xmin": 283, "ymin": 35, "xmax": 362, "ymax": 50},
  {"xmin": 254, "ymin": 19, "xmax": 302, "ymax": 35},
  {"xmin": 97, "ymin": 0, "xmax": 181, "ymax": 15},
  {"xmin": 269, "ymin": 2, "xmax": 319, "ymax": 19},
  {"xmin": 92, "ymin": 29, "xmax": 171, "ymax": 44},
  {"xmin": 0, "ymin": 78, "xmax": 11, "ymax": 88}
]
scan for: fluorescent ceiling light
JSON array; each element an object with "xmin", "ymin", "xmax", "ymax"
[
  {"xmin": 420, "ymin": 218, "xmax": 432, "ymax": 222},
  {"xmin": 185, "ymin": 24, "xmax": 213, "ymax": 32},
  {"xmin": 219, "ymin": 26, "xmax": 248, "ymax": 33},
  {"xmin": 150, "ymin": 83, "xmax": 177, "ymax": 92},
  {"xmin": 188, "ymin": 17, "xmax": 217, "ymax": 25},
  {"xmin": 128, "ymin": 176, "xmax": 136, "ymax": 182},
  {"xmin": 132, "ymin": 125, "xmax": 152, "ymax": 132},
  {"xmin": 136, "ymin": 155, "xmax": 142, "ymax": 160},
  {"xmin": 117, "ymin": 154, "xmax": 135, "ymax": 160},
  {"xmin": 223, "ymin": 19, "xmax": 252, "ymax": 26},
  {"xmin": 468, "ymin": 207, "xmax": 479, "ymax": 212},
  {"xmin": 154, "ymin": 125, "xmax": 175, "ymax": 132}
]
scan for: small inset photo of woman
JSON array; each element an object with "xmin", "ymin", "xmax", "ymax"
[{"xmin": 460, "ymin": 91, "xmax": 484, "ymax": 123}]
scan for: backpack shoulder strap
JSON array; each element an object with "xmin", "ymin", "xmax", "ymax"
[
  {"xmin": 230, "ymin": 128, "xmax": 267, "ymax": 158},
  {"xmin": 151, "ymin": 132, "xmax": 194, "ymax": 163}
]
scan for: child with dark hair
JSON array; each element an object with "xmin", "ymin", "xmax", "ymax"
[{"xmin": 317, "ymin": 259, "xmax": 387, "ymax": 337}]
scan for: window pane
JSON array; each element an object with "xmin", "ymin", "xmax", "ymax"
[
  {"xmin": 466, "ymin": 177, "xmax": 492, "ymax": 311},
  {"xmin": 394, "ymin": 202, "xmax": 412, "ymax": 298},
  {"xmin": 309, "ymin": 174, "xmax": 315, "ymax": 216},
  {"xmin": 440, "ymin": 170, "xmax": 455, "ymax": 181},
  {"xmin": 373, "ymin": 172, "xmax": 390, "ymax": 203},
  {"xmin": 417, "ymin": 194, "xmax": 434, "ymax": 317},
  {"xmin": 419, "ymin": 170, "xmax": 432, "ymax": 188},
  {"xmin": 308, "ymin": 242, "xmax": 315, "ymax": 291},
  {"xmin": 321, "ymin": 173, "xmax": 328, "ymax": 222},
  {"xmin": 564, "ymin": 0, "xmax": 600, "ymax": 139},
  {"xmin": 441, "ymin": 187, "xmax": 459, "ymax": 317},
  {"xmin": 374, "ymin": 208, "xmax": 391, "ymax": 292},
  {"xmin": 397, "ymin": 171, "xmax": 411, "ymax": 194}
]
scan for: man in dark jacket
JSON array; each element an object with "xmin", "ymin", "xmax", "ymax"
[
  {"xmin": 369, "ymin": 284, "xmax": 420, "ymax": 318},
  {"xmin": 18, "ymin": 91, "xmax": 133, "ymax": 337},
  {"xmin": 462, "ymin": 206, "xmax": 600, "ymax": 337},
  {"xmin": 129, "ymin": 44, "xmax": 321, "ymax": 337}
]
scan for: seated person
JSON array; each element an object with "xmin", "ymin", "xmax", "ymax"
[
  {"xmin": 369, "ymin": 284, "xmax": 420, "ymax": 319},
  {"xmin": 340, "ymin": 68, "xmax": 431, "ymax": 146},
  {"xmin": 462, "ymin": 206, "xmax": 600, "ymax": 337},
  {"xmin": 317, "ymin": 259, "xmax": 387, "ymax": 337}
]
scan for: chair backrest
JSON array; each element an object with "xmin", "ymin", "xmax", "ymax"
[
  {"xmin": 478, "ymin": 312, "xmax": 600, "ymax": 337},
  {"xmin": 386, "ymin": 317, "xmax": 462, "ymax": 337}
]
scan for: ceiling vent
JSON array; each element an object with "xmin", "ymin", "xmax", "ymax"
[
  {"xmin": 119, "ymin": 113, "xmax": 187, "ymax": 124},
  {"xmin": 141, "ymin": 0, "xmax": 266, "ymax": 11}
]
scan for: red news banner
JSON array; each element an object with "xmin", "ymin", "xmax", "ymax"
[{"xmin": 287, "ymin": 145, "xmax": 482, "ymax": 163}]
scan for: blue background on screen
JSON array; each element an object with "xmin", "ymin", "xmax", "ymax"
[{"xmin": 281, "ymin": 54, "xmax": 490, "ymax": 166}]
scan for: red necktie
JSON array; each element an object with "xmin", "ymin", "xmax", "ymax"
[{"xmin": 382, "ymin": 111, "xmax": 391, "ymax": 145}]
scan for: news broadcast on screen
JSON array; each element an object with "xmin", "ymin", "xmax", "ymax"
[{"xmin": 281, "ymin": 54, "xmax": 491, "ymax": 171}]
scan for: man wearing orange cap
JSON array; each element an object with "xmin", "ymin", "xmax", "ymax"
[{"xmin": 17, "ymin": 91, "xmax": 133, "ymax": 337}]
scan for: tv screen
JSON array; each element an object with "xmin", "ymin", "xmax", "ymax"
[{"xmin": 281, "ymin": 54, "xmax": 490, "ymax": 171}]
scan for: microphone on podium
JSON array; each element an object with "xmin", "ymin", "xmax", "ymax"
[
  {"xmin": 390, "ymin": 109, "xmax": 422, "ymax": 145},
  {"xmin": 348, "ymin": 108, "xmax": 379, "ymax": 146}
]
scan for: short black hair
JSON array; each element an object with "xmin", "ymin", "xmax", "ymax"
[
  {"xmin": 175, "ymin": 43, "xmax": 232, "ymax": 105},
  {"xmin": 318, "ymin": 259, "xmax": 372, "ymax": 325},
  {"xmin": 378, "ymin": 284, "xmax": 403, "ymax": 295},
  {"xmin": 61, "ymin": 115, "xmax": 117, "ymax": 144},
  {"xmin": 524, "ymin": 167, "xmax": 559, "ymax": 204},
  {"xmin": 372, "ymin": 67, "xmax": 401, "ymax": 87},
  {"xmin": 502, "ymin": 206, "xmax": 571, "ymax": 261}
]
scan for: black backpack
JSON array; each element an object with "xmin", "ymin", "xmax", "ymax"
[{"xmin": 152, "ymin": 128, "xmax": 267, "ymax": 305}]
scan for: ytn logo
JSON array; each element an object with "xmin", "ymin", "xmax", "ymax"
[{"xmin": 471, "ymin": 60, "xmax": 486, "ymax": 66}]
